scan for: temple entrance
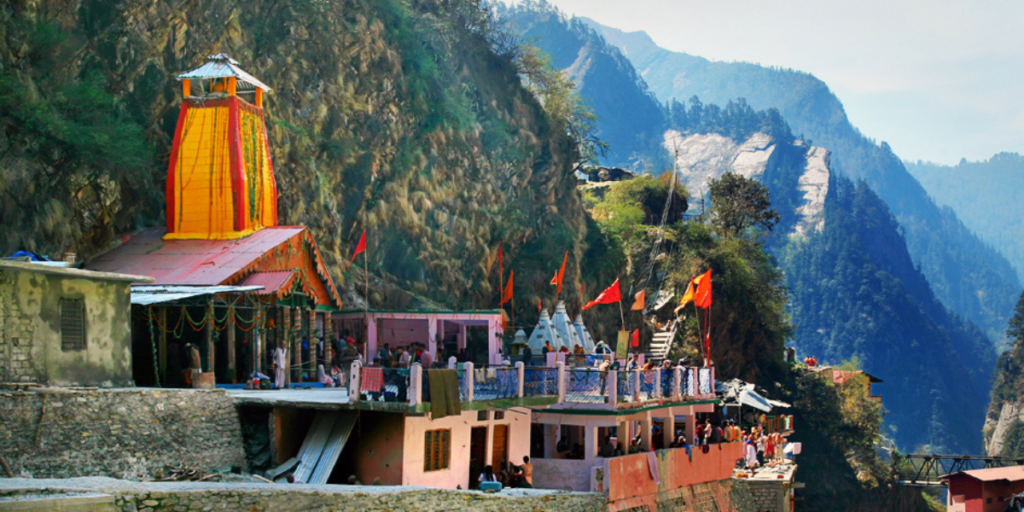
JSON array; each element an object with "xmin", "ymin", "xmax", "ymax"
[{"xmin": 469, "ymin": 426, "xmax": 487, "ymax": 489}]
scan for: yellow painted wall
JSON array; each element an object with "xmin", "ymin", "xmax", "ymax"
[{"xmin": 172, "ymin": 105, "xmax": 237, "ymax": 238}]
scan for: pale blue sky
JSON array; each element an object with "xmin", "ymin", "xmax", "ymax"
[{"xmin": 509, "ymin": 0, "xmax": 1024, "ymax": 165}]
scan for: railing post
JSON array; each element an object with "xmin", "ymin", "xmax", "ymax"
[
  {"xmin": 448, "ymin": 356, "xmax": 457, "ymax": 369},
  {"xmin": 409, "ymin": 363, "xmax": 422, "ymax": 406},
  {"xmin": 674, "ymin": 367, "xmax": 682, "ymax": 399},
  {"xmin": 464, "ymin": 362, "xmax": 474, "ymax": 402},
  {"xmin": 709, "ymin": 367, "xmax": 715, "ymax": 398},
  {"xmin": 608, "ymin": 371, "xmax": 617, "ymax": 407},
  {"xmin": 633, "ymin": 369, "xmax": 640, "ymax": 401},
  {"xmin": 515, "ymin": 361, "xmax": 525, "ymax": 398},
  {"xmin": 653, "ymin": 369, "xmax": 661, "ymax": 399},
  {"xmin": 349, "ymin": 361, "xmax": 362, "ymax": 402},
  {"xmin": 556, "ymin": 361, "xmax": 566, "ymax": 404}
]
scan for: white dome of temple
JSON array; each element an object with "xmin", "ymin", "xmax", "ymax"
[
  {"xmin": 550, "ymin": 300, "xmax": 582, "ymax": 352},
  {"xmin": 527, "ymin": 308, "xmax": 564, "ymax": 353},
  {"xmin": 572, "ymin": 313, "xmax": 596, "ymax": 353}
]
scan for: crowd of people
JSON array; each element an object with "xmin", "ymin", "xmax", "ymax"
[{"xmin": 476, "ymin": 456, "xmax": 534, "ymax": 489}]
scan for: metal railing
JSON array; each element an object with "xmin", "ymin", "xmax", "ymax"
[
  {"xmin": 473, "ymin": 366, "xmax": 519, "ymax": 400},
  {"xmin": 359, "ymin": 367, "xmax": 410, "ymax": 403},
  {"xmin": 350, "ymin": 361, "xmax": 717, "ymax": 409},
  {"xmin": 564, "ymin": 368, "xmax": 607, "ymax": 404},
  {"xmin": 524, "ymin": 367, "xmax": 558, "ymax": 397}
]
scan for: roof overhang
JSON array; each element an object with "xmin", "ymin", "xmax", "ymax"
[{"xmin": 131, "ymin": 285, "xmax": 264, "ymax": 306}]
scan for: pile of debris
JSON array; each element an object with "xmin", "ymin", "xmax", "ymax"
[{"xmin": 155, "ymin": 463, "xmax": 221, "ymax": 482}]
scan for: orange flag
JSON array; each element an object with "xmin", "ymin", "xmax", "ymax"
[
  {"xmin": 674, "ymin": 280, "xmax": 696, "ymax": 313},
  {"xmin": 350, "ymin": 230, "xmax": 366, "ymax": 263},
  {"xmin": 695, "ymin": 269, "xmax": 712, "ymax": 309},
  {"xmin": 631, "ymin": 290, "xmax": 646, "ymax": 311},
  {"xmin": 550, "ymin": 251, "xmax": 568, "ymax": 295},
  {"xmin": 582, "ymin": 279, "xmax": 621, "ymax": 310},
  {"xmin": 501, "ymin": 270, "xmax": 514, "ymax": 305}
]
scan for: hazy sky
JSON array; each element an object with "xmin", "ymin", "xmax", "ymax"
[{"xmin": 515, "ymin": 0, "xmax": 1024, "ymax": 165}]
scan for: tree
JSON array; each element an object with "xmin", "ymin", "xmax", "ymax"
[{"xmin": 708, "ymin": 172, "xmax": 780, "ymax": 236}]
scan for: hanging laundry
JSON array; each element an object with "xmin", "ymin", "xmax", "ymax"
[{"xmin": 361, "ymin": 367, "xmax": 383, "ymax": 393}]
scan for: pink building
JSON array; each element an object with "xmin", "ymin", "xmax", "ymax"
[
  {"xmin": 943, "ymin": 466, "xmax": 1024, "ymax": 512},
  {"xmin": 333, "ymin": 309, "xmax": 504, "ymax": 365}
]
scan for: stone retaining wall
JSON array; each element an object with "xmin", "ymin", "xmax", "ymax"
[
  {"xmin": 0, "ymin": 388, "xmax": 246, "ymax": 478},
  {"xmin": 0, "ymin": 479, "xmax": 606, "ymax": 512}
]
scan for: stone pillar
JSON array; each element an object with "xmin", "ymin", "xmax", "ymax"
[
  {"xmin": 633, "ymin": 369, "xmax": 640, "ymax": 402},
  {"xmin": 585, "ymin": 425, "xmax": 599, "ymax": 461},
  {"xmin": 349, "ymin": 361, "xmax": 362, "ymax": 401},
  {"xmin": 673, "ymin": 367, "xmax": 682, "ymax": 399},
  {"xmin": 515, "ymin": 361, "xmax": 525, "ymax": 398},
  {"xmin": 427, "ymin": 317, "xmax": 438, "ymax": 359},
  {"xmin": 488, "ymin": 317, "xmax": 498, "ymax": 365},
  {"xmin": 448, "ymin": 356, "xmax": 457, "ymax": 369},
  {"xmin": 409, "ymin": 363, "xmax": 422, "ymax": 406},
  {"xmin": 457, "ymin": 323, "xmax": 467, "ymax": 352},
  {"xmin": 654, "ymin": 369, "xmax": 661, "ymax": 399},
  {"xmin": 608, "ymin": 371, "xmax": 618, "ymax": 407},
  {"xmin": 616, "ymin": 419, "xmax": 630, "ymax": 453},
  {"xmin": 556, "ymin": 361, "xmax": 566, "ymax": 404},
  {"xmin": 640, "ymin": 410, "xmax": 652, "ymax": 452}
]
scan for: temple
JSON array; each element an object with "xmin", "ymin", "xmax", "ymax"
[{"xmin": 86, "ymin": 55, "xmax": 341, "ymax": 388}]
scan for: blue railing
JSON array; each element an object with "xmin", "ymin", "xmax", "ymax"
[
  {"xmin": 564, "ymin": 368, "xmax": 608, "ymax": 404},
  {"xmin": 473, "ymin": 367, "xmax": 519, "ymax": 400},
  {"xmin": 524, "ymin": 367, "xmax": 558, "ymax": 397}
]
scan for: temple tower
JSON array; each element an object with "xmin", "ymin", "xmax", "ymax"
[{"xmin": 165, "ymin": 54, "xmax": 278, "ymax": 240}]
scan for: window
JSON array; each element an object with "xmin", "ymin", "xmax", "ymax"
[
  {"xmin": 478, "ymin": 410, "xmax": 489, "ymax": 421},
  {"xmin": 60, "ymin": 298, "xmax": 86, "ymax": 351},
  {"xmin": 424, "ymin": 429, "xmax": 451, "ymax": 471},
  {"xmin": 494, "ymin": 411, "xmax": 505, "ymax": 420}
]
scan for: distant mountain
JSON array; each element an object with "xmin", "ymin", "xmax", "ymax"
[
  {"xmin": 500, "ymin": 2, "xmax": 994, "ymax": 452},
  {"xmin": 585, "ymin": 19, "xmax": 1022, "ymax": 347},
  {"xmin": 498, "ymin": 5, "xmax": 669, "ymax": 170},
  {"xmin": 908, "ymin": 153, "xmax": 1024, "ymax": 284}
]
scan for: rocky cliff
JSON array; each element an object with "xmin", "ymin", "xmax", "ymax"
[{"xmin": 0, "ymin": 0, "xmax": 608, "ymax": 319}]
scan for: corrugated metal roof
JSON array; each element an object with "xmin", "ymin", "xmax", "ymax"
[
  {"xmin": 177, "ymin": 54, "xmax": 273, "ymax": 92},
  {"xmin": 130, "ymin": 285, "xmax": 264, "ymax": 306},
  {"xmin": 239, "ymin": 270, "xmax": 296, "ymax": 298},
  {"xmin": 942, "ymin": 466, "xmax": 1024, "ymax": 482},
  {"xmin": 0, "ymin": 260, "xmax": 153, "ymax": 284},
  {"xmin": 87, "ymin": 227, "xmax": 305, "ymax": 286}
]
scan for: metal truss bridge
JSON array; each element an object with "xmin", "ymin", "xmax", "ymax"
[{"xmin": 894, "ymin": 453, "xmax": 1024, "ymax": 486}]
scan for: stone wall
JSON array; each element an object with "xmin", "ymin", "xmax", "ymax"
[
  {"xmin": 745, "ymin": 479, "xmax": 787, "ymax": 511},
  {"xmin": 0, "ymin": 388, "xmax": 246, "ymax": 478},
  {"xmin": 0, "ymin": 478, "xmax": 607, "ymax": 512}
]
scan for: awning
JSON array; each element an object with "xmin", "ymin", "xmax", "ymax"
[
  {"xmin": 131, "ymin": 285, "xmax": 264, "ymax": 306},
  {"xmin": 238, "ymin": 270, "xmax": 296, "ymax": 299},
  {"xmin": 716, "ymin": 378, "xmax": 789, "ymax": 413}
]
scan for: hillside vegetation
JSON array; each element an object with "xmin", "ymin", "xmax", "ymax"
[{"xmin": 0, "ymin": 0, "xmax": 616, "ymax": 322}]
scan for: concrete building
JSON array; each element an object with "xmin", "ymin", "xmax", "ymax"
[
  {"xmin": 943, "ymin": 466, "xmax": 1024, "ymax": 512},
  {"xmin": 0, "ymin": 260, "xmax": 151, "ymax": 386}
]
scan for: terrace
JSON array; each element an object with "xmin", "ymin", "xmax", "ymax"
[{"xmin": 229, "ymin": 361, "xmax": 715, "ymax": 414}]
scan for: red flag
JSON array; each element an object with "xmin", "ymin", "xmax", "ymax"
[
  {"xmin": 631, "ymin": 290, "xmax": 646, "ymax": 311},
  {"xmin": 550, "ymin": 251, "xmax": 568, "ymax": 295},
  {"xmin": 630, "ymin": 329, "xmax": 640, "ymax": 347},
  {"xmin": 501, "ymin": 270, "xmax": 514, "ymax": 305},
  {"xmin": 538, "ymin": 298, "xmax": 543, "ymax": 313},
  {"xmin": 498, "ymin": 246, "xmax": 503, "ymax": 275},
  {"xmin": 695, "ymin": 269, "xmax": 712, "ymax": 308},
  {"xmin": 582, "ymin": 279, "xmax": 621, "ymax": 310},
  {"xmin": 350, "ymin": 230, "xmax": 366, "ymax": 263}
]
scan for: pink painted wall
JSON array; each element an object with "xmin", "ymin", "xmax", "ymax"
[
  {"xmin": 352, "ymin": 411, "xmax": 405, "ymax": 485},
  {"xmin": 606, "ymin": 442, "xmax": 743, "ymax": 508},
  {"xmin": 401, "ymin": 408, "xmax": 531, "ymax": 489},
  {"xmin": 532, "ymin": 458, "xmax": 598, "ymax": 492},
  {"xmin": 377, "ymin": 319, "xmax": 428, "ymax": 348}
]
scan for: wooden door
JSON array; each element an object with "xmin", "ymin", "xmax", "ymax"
[
  {"xmin": 491, "ymin": 424, "xmax": 509, "ymax": 472},
  {"xmin": 469, "ymin": 426, "xmax": 487, "ymax": 489}
]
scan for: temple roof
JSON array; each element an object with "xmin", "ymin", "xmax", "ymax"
[
  {"xmin": 549, "ymin": 301, "xmax": 582, "ymax": 352},
  {"xmin": 177, "ymin": 54, "xmax": 273, "ymax": 92},
  {"xmin": 527, "ymin": 308, "xmax": 563, "ymax": 353},
  {"xmin": 572, "ymin": 313, "xmax": 597, "ymax": 353}
]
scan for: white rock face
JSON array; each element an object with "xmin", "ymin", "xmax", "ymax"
[
  {"xmin": 795, "ymin": 146, "xmax": 831, "ymax": 237},
  {"xmin": 986, "ymin": 401, "xmax": 1023, "ymax": 455},
  {"xmin": 663, "ymin": 130, "xmax": 830, "ymax": 236}
]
